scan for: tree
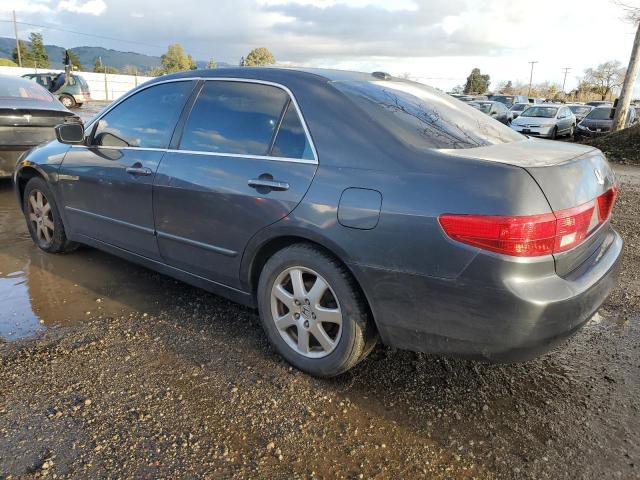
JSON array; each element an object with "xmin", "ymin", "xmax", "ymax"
[
  {"xmin": 12, "ymin": 40, "xmax": 30, "ymax": 66},
  {"xmin": 612, "ymin": 2, "xmax": 640, "ymax": 131},
  {"xmin": 206, "ymin": 57, "xmax": 217, "ymax": 69},
  {"xmin": 93, "ymin": 58, "xmax": 118, "ymax": 74},
  {"xmin": 450, "ymin": 84, "xmax": 464, "ymax": 94},
  {"xmin": 499, "ymin": 80, "xmax": 514, "ymax": 94},
  {"xmin": 63, "ymin": 49, "xmax": 83, "ymax": 71},
  {"xmin": 583, "ymin": 61, "xmax": 626, "ymax": 100},
  {"xmin": 187, "ymin": 54, "xmax": 197, "ymax": 70},
  {"xmin": 0, "ymin": 57, "xmax": 17, "ymax": 67},
  {"xmin": 463, "ymin": 68, "xmax": 490, "ymax": 94},
  {"xmin": 160, "ymin": 44, "xmax": 196, "ymax": 73},
  {"xmin": 28, "ymin": 33, "xmax": 49, "ymax": 68},
  {"xmin": 121, "ymin": 65, "xmax": 139, "ymax": 75},
  {"xmin": 243, "ymin": 47, "xmax": 276, "ymax": 67}
]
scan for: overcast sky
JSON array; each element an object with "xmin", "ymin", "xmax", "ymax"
[{"xmin": 2, "ymin": 0, "xmax": 639, "ymax": 93}]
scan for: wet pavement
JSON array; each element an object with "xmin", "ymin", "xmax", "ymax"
[{"xmin": 0, "ymin": 165, "xmax": 638, "ymax": 479}]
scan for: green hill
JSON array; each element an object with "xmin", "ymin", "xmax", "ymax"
[{"xmin": 0, "ymin": 37, "xmax": 230, "ymax": 73}]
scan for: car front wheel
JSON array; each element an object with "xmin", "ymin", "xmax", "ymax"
[
  {"xmin": 23, "ymin": 177, "xmax": 77, "ymax": 254},
  {"xmin": 257, "ymin": 244, "xmax": 376, "ymax": 377}
]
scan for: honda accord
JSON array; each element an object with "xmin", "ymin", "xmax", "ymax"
[{"xmin": 13, "ymin": 68, "xmax": 622, "ymax": 377}]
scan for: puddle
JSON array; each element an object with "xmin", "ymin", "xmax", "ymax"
[{"xmin": 0, "ymin": 179, "xmax": 175, "ymax": 341}]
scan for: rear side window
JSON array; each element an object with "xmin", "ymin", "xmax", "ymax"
[
  {"xmin": 180, "ymin": 81, "xmax": 288, "ymax": 156},
  {"xmin": 93, "ymin": 81, "xmax": 194, "ymax": 148},
  {"xmin": 271, "ymin": 102, "xmax": 314, "ymax": 160},
  {"xmin": 334, "ymin": 80, "xmax": 522, "ymax": 150}
]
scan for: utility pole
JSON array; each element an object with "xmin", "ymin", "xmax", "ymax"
[
  {"xmin": 528, "ymin": 61, "xmax": 538, "ymax": 98},
  {"xmin": 561, "ymin": 67, "xmax": 571, "ymax": 94},
  {"xmin": 612, "ymin": 19, "xmax": 640, "ymax": 132},
  {"xmin": 13, "ymin": 10, "xmax": 22, "ymax": 68}
]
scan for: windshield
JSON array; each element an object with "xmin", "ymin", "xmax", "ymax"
[
  {"xmin": 334, "ymin": 80, "xmax": 522, "ymax": 150},
  {"xmin": 511, "ymin": 103, "xmax": 528, "ymax": 111},
  {"xmin": 520, "ymin": 106, "xmax": 558, "ymax": 118},
  {"xmin": 0, "ymin": 75, "xmax": 54, "ymax": 102},
  {"xmin": 473, "ymin": 102, "xmax": 492, "ymax": 114},
  {"xmin": 568, "ymin": 105, "xmax": 592, "ymax": 116},
  {"xmin": 586, "ymin": 108, "xmax": 613, "ymax": 120}
]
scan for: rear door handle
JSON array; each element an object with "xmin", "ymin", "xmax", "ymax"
[
  {"xmin": 126, "ymin": 166, "xmax": 152, "ymax": 176},
  {"xmin": 248, "ymin": 178, "xmax": 290, "ymax": 191}
]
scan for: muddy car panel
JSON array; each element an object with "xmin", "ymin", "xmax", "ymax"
[{"xmin": 13, "ymin": 67, "xmax": 623, "ymax": 362}]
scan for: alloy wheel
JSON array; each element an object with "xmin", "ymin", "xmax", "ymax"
[
  {"xmin": 28, "ymin": 189, "xmax": 54, "ymax": 247},
  {"xmin": 270, "ymin": 266, "xmax": 343, "ymax": 358}
]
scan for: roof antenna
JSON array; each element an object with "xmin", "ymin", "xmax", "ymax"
[{"xmin": 371, "ymin": 71, "xmax": 392, "ymax": 80}]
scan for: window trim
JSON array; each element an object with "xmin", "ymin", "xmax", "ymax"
[{"xmin": 81, "ymin": 77, "xmax": 319, "ymax": 165}]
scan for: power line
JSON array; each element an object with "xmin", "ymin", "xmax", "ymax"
[{"xmin": 0, "ymin": 18, "xmax": 211, "ymax": 58}]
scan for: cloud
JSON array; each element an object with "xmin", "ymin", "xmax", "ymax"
[{"xmin": 57, "ymin": 0, "xmax": 107, "ymax": 15}]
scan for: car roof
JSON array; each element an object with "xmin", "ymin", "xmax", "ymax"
[{"xmin": 157, "ymin": 67, "xmax": 383, "ymax": 84}]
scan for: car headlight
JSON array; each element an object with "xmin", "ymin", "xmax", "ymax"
[
  {"xmin": 538, "ymin": 123, "xmax": 554, "ymax": 128},
  {"xmin": 577, "ymin": 123, "xmax": 587, "ymax": 130}
]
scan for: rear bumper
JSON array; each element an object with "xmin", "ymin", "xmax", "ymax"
[{"xmin": 352, "ymin": 228, "xmax": 622, "ymax": 362}]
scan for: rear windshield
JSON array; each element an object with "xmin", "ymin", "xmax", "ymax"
[
  {"xmin": 0, "ymin": 76, "xmax": 54, "ymax": 102},
  {"xmin": 586, "ymin": 108, "xmax": 613, "ymax": 120},
  {"xmin": 333, "ymin": 80, "xmax": 522, "ymax": 150},
  {"xmin": 520, "ymin": 106, "xmax": 557, "ymax": 118},
  {"xmin": 473, "ymin": 102, "xmax": 492, "ymax": 114}
]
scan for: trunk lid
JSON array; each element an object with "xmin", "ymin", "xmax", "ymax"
[{"xmin": 443, "ymin": 138, "xmax": 617, "ymax": 276}]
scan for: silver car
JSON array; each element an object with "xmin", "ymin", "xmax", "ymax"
[{"xmin": 510, "ymin": 105, "xmax": 576, "ymax": 139}]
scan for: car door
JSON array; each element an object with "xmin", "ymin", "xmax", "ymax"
[
  {"xmin": 58, "ymin": 80, "xmax": 196, "ymax": 260},
  {"xmin": 153, "ymin": 79, "xmax": 318, "ymax": 289}
]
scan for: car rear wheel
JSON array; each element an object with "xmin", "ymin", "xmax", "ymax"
[
  {"xmin": 59, "ymin": 94, "xmax": 76, "ymax": 108},
  {"xmin": 23, "ymin": 177, "xmax": 77, "ymax": 254},
  {"xmin": 257, "ymin": 244, "xmax": 376, "ymax": 377}
]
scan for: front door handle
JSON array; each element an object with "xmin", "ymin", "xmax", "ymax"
[
  {"xmin": 248, "ymin": 178, "xmax": 290, "ymax": 191},
  {"xmin": 126, "ymin": 166, "xmax": 152, "ymax": 176}
]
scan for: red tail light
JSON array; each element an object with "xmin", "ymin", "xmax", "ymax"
[{"xmin": 439, "ymin": 187, "xmax": 617, "ymax": 257}]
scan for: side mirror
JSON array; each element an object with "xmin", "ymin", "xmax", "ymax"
[{"xmin": 55, "ymin": 123, "xmax": 85, "ymax": 144}]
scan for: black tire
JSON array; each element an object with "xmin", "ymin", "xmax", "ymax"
[
  {"xmin": 23, "ymin": 177, "xmax": 77, "ymax": 254},
  {"xmin": 59, "ymin": 94, "xmax": 76, "ymax": 108},
  {"xmin": 257, "ymin": 243, "xmax": 377, "ymax": 377},
  {"xmin": 550, "ymin": 126, "xmax": 558, "ymax": 140}
]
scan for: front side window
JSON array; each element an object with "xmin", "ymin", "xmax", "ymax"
[
  {"xmin": 92, "ymin": 81, "xmax": 194, "ymax": 148},
  {"xmin": 334, "ymin": 80, "xmax": 522, "ymax": 150},
  {"xmin": 180, "ymin": 81, "xmax": 288, "ymax": 156}
]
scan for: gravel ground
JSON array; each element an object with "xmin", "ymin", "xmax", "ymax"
[{"xmin": 0, "ymin": 166, "xmax": 638, "ymax": 479}]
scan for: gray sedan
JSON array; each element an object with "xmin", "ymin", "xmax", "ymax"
[
  {"xmin": 13, "ymin": 68, "xmax": 621, "ymax": 377},
  {"xmin": 510, "ymin": 105, "xmax": 576, "ymax": 139}
]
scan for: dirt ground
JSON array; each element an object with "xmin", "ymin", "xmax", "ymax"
[{"xmin": 0, "ymin": 161, "xmax": 638, "ymax": 479}]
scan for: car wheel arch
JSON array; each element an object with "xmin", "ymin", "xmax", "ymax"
[
  {"xmin": 15, "ymin": 165, "xmax": 47, "ymax": 204},
  {"xmin": 244, "ymin": 233, "xmax": 378, "ymax": 336}
]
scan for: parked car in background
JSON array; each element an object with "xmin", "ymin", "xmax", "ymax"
[
  {"xmin": 575, "ymin": 105, "xmax": 637, "ymax": 139},
  {"xmin": 451, "ymin": 94, "xmax": 489, "ymax": 102},
  {"xmin": 509, "ymin": 102, "xmax": 530, "ymax": 119},
  {"xmin": 488, "ymin": 94, "xmax": 529, "ymax": 108},
  {"xmin": 468, "ymin": 100, "xmax": 511, "ymax": 124},
  {"xmin": 13, "ymin": 68, "xmax": 621, "ymax": 377},
  {"xmin": 22, "ymin": 72, "xmax": 91, "ymax": 108},
  {"xmin": 586, "ymin": 100, "xmax": 613, "ymax": 107},
  {"xmin": 567, "ymin": 104, "xmax": 594, "ymax": 124},
  {"xmin": 510, "ymin": 104, "xmax": 576, "ymax": 139},
  {"xmin": 0, "ymin": 74, "xmax": 79, "ymax": 177}
]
